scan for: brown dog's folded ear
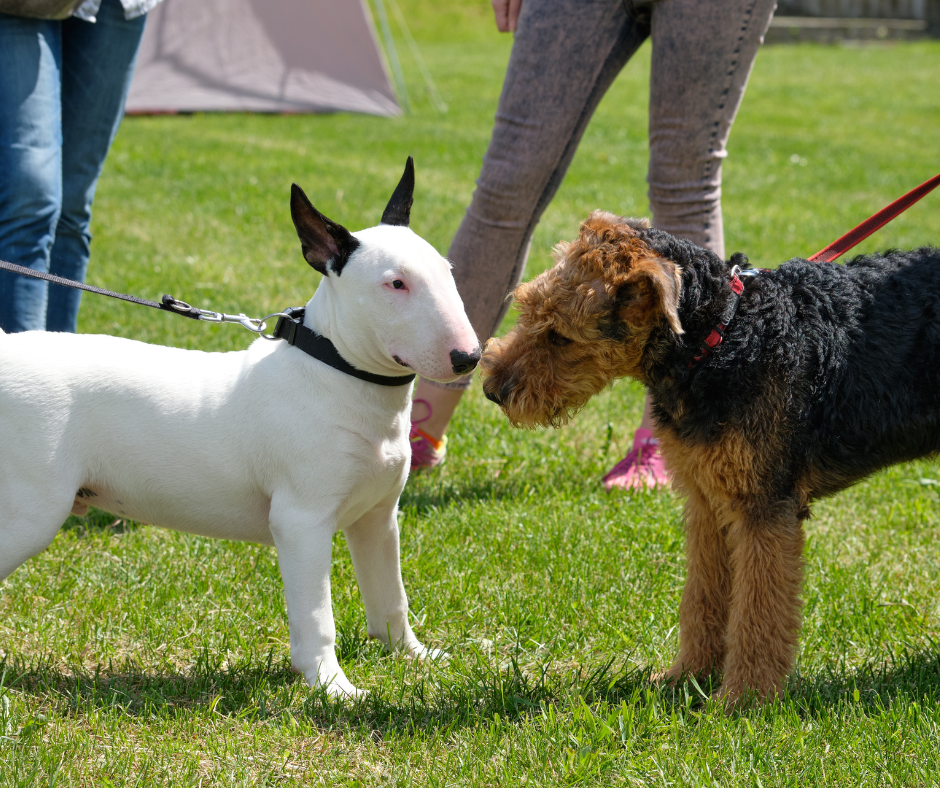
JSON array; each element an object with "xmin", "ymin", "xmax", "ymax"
[
  {"xmin": 290, "ymin": 183, "xmax": 360, "ymax": 276},
  {"xmin": 380, "ymin": 156, "xmax": 415, "ymax": 228},
  {"xmin": 617, "ymin": 254, "xmax": 683, "ymax": 336},
  {"xmin": 579, "ymin": 211, "xmax": 682, "ymax": 336}
]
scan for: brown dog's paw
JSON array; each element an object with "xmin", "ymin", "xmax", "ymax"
[
  {"xmin": 716, "ymin": 675, "xmax": 784, "ymax": 710},
  {"xmin": 655, "ymin": 652, "xmax": 723, "ymax": 684},
  {"xmin": 651, "ymin": 664, "xmax": 684, "ymax": 685}
]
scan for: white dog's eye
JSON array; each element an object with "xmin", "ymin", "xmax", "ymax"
[{"xmin": 392, "ymin": 280, "xmax": 404, "ymax": 289}]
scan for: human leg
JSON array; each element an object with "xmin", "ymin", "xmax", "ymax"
[
  {"xmin": 604, "ymin": 0, "xmax": 777, "ymax": 490},
  {"xmin": 646, "ymin": 0, "xmax": 777, "ymax": 256},
  {"xmin": 46, "ymin": 0, "xmax": 146, "ymax": 332},
  {"xmin": 412, "ymin": 0, "xmax": 651, "ymax": 467},
  {"xmin": 409, "ymin": 384, "xmax": 460, "ymax": 468},
  {"xmin": 450, "ymin": 0, "xmax": 650, "ymax": 341},
  {"xmin": 0, "ymin": 14, "xmax": 63, "ymax": 333}
]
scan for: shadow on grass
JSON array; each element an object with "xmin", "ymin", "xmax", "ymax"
[
  {"xmin": 400, "ymin": 475, "xmax": 527, "ymax": 516},
  {"xmin": 0, "ymin": 648, "xmax": 659, "ymax": 733},
  {"xmin": 400, "ymin": 465, "xmax": 606, "ymax": 518},
  {"xmin": 8, "ymin": 643, "xmax": 938, "ymax": 736},
  {"xmin": 1, "ymin": 650, "xmax": 299, "ymax": 718},
  {"xmin": 786, "ymin": 642, "xmax": 940, "ymax": 714}
]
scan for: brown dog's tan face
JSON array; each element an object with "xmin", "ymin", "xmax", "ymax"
[{"xmin": 480, "ymin": 211, "xmax": 683, "ymax": 428}]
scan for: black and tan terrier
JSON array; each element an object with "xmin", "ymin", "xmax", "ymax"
[{"xmin": 480, "ymin": 210, "xmax": 940, "ymax": 704}]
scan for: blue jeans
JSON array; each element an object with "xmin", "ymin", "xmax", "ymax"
[{"xmin": 0, "ymin": 0, "xmax": 146, "ymax": 333}]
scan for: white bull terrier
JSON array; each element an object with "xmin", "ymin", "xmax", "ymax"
[{"xmin": 0, "ymin": 158, "xmax": 480, "ymax": 698}]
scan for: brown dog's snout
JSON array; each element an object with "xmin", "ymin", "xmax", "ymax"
[
  {"xmin": 450, "ymin": 347, "xmax": 481, "ymax": 375},
  {"xmin": 481, "ymin": 372, "xmax": 510, "ymax": 407}
]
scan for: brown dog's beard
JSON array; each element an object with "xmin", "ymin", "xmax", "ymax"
[
  {"xmin": 480, "ymin": 313, "xmax": 666, "ymax": 429},
  {"xmin": 481, "ymin": 332, "xmax": 625, "ymax": 428}
]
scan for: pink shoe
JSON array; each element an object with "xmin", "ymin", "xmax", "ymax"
[
  {"xmin": 603, "ymin": 428, "xmax": 669, "ymax": 491},
  {"xmin": 410, "ymin": 399, "xmax": 447, "ymax": 470}
]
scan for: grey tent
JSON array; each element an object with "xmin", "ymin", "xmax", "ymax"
[{"xmin": 125, "ymin": 0, "xmax": 399, "ymax": 116}]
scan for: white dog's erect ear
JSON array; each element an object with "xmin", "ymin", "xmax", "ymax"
[
  {"xmin": 380, "ymin": 156, "xmax": 414, "ymax": 228},
  {"xmin": 290, "ymin": 183, "xmax": 360, "ymax": 276}
]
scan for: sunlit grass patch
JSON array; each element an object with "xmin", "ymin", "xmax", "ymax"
[{"xmin": 1, "ymin": 7, "xmax": 939, "ymax": 783}]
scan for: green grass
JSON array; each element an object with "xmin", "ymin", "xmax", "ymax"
[{"xmin": 2, "ymin": 6, "xmax": 940, "ymax": 783}]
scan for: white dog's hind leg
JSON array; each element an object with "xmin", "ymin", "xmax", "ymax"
[
  {"xmin": 0, "ymin": 487, "xmax": 74, "ymax": 582},
  {"xmin": 269, "ymin": 499, "xmax": 361, "ymax": 698},
  {"xmin": 344, "ymin": 502, "xmax": 443, "ymax": 660}
]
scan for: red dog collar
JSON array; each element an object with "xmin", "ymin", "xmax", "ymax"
[{"xmin": 689, "ymin": 269, "xmax": 747, "ymax": 367}]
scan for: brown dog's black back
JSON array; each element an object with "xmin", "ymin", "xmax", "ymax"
[{"xmin": 647, "ymin": 242, "xmax": 940, "ymax": 503}]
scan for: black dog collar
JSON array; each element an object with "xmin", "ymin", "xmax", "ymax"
[{"xmin": 273, "ymin": 307, "xmax": 416, "ymax": 387}]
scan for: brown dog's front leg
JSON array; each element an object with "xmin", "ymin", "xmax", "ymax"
[
  {"xmin": 719, "ymin": 505, "xmax": 805, "ymax": 705},
  {"xmin": 665, "ymin": 489, "xmax": 732, "ymax": 682}
]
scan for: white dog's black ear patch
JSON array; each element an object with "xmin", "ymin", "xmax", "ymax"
[
  {"xmin": 380, "ymin": 156, "xmax": 415, "ymax": 228},
  {"xmin": 290, "ymin": 183, "xmax": 360, "ymax": 276}
]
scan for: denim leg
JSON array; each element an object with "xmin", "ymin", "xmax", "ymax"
[
  {"xmin": 46, "ymin": 0, "xmax": 146, "ymax": 333},
  {"xmin": 448, "ymin": 0, "xmax": 650, "ymax": 341},
  {"xmin": 0, "ymin": 14, "xmax": 63, "ymax": 333},
  {"xmin": 647, "ymin": 0, "xmax": 777, "ymax": 258}
]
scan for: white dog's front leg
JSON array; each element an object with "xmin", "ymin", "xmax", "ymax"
[
  {"xmin": 344, "ymin": 501, "xmax": 442, "ymax": 660},
  {"xmin": 269, "ymin": 502, "xmax": 360, "ymax": 698}
]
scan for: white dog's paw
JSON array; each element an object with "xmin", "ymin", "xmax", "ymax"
[
  {"xmin": 317, "ymin": 675, "xmax": 367, "ymax": 700},
  {"xmin": 300, "ymin": 662, "xmax": 365, "ymax": 700},
  {"xmin": 367, "ymin": 626, "xmax": 447, "ymax": 661},
  {"xmin": 402, "ymin": 641, "xmax": 448, "ymax": 662},
  {"xmin": 326, "ymin": 680, "xmax": 368, "ymax": 701}
]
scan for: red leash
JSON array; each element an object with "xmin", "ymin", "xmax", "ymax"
[
  {"xmin": 808, "ymin": 172, "xmax": 940, "ymax": 263},
  {"xmin": 691, "ymin": 172, "xmax": 938, "ymax": 369}
]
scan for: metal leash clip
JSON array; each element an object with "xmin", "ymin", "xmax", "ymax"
[
  {"xmin": 195, "ymin": 308, "xmax": 269, "ymax": 333},
  {"xmin": 162, "ymin": 295, "xmax": 299, "ymax": 340}
]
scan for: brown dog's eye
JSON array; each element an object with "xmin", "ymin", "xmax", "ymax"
[{"xmin": 547, "ymin": 329, "xmax": 572, "ymax": 347}]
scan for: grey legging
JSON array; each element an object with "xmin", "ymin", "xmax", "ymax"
[{"xmin": 442, "ymin": 0, "xmax": 776, "ymax": 388}]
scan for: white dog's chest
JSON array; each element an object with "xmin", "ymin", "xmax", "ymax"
[{"xmin": 330, "ymin": 435, "xmax": 410, "ymax": 531}]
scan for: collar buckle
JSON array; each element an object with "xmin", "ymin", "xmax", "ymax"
[{"xmin": 273, "ymin": 308, "xmax": 304, "ymax": 345}]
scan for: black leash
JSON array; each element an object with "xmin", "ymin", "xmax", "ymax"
[
  {"xmin": 0, "ymin": 258, "xmax": 416, "ymax": 387},
  {"xmin": 0, "ymin": 258, "xmax": 204, "ymax": 319}
]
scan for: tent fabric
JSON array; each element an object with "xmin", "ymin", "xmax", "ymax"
[{"xmin": 125, "ymin": 0, "xmax": 399, "ymax": 116}]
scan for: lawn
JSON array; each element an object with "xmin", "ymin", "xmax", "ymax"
[{"xmin": 2, "ymin": 2, "xmax": 940, "ymax": 784}]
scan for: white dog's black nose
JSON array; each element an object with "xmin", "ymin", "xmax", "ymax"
[{"xmin": 450, "ymin": 347, "xmax": 481, "ymax": 375}]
